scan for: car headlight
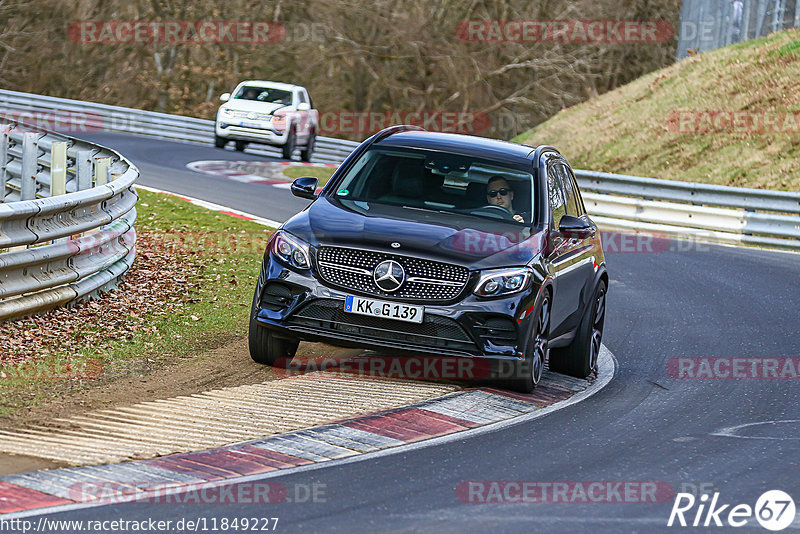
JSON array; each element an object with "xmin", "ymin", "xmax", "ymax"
[
  {"xmin": 272, "ymin": 231, "xmax": 311, "ymax": 269},
  {"xmin": 271, "ymin": 111, "xmax": 287, "ymax": 132},
  {"xmin": 222, "ymin": 108, "xmax": 235, "ymax": 118},
  {"xmin": 474, "ymin": 267, "xmax": 532, "ymax": 297}
]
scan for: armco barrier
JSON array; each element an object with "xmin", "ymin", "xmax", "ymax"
[
  {"xmin": 575, "ymin": 170, "xmax": 800, "ymax": 250},
  {"xmin": 0, "ymin": 121, "xmax": 138, "ymax": 322},
  {"xmin": 1, "ymin": 89, "xmax": 797, "ymax": 251}
]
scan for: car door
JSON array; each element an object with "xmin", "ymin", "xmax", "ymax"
[
  {"xmin": 544, "ymin": 159, "xmax": 592, "ymax": 337},
  {"xmin": 558, "ymin": 163, "xmax": 598, "ymax": 325}
]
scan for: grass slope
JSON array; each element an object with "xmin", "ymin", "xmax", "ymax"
[{"xmin": 513, "ymin": 29, "xmax": 800, "ymax": 191}]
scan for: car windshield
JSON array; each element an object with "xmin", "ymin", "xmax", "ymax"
[
  {"xmin": 333, "ymin": 146, "xmax": 535, "ymax": 226},
  {"xmin": 234, "ymin": 86, "xmax": 292, "ymax": 104}
]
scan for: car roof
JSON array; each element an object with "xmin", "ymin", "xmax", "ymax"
[
  {"xmin": 236, "ymin": 80, "xmax": 300, "ymax": 91},
  {"xmin": 374, "ymin": 130, "xmax": 537, "ymax": 166}
]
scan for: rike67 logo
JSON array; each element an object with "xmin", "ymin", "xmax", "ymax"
[{"xmin": 668, "ymin": 490, "xmax": 796, "ymax": 531}]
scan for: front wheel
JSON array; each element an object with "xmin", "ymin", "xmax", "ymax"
[
  {"xmin": 300, "ymin": 131, "xmax": 315, "ymax": 162},
  {"xmin": 214, "ymin": 135, "xmax": 227, "ymax": 148},
  {"xmin": 549, "ymin": 280, "xmax": 606, "ymax": 378},
  {"xmin": 248, "ymin": 294, "xmax": 299, "ymax": 366},
  {"xmin": 235, "ymin": 140, "xmax": 247, "ymax": 152},
  {"xmin": 282, "ymin": 128, "xmax": 296, "ymax": 160},
  {"xmin": 505, "ymin": 294, "xmax": 550, "ymax": 393}
]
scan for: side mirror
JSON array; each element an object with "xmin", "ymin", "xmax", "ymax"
[
  {"xmin": 296, "ymin": 102, "xmax": 311, "ymax": 111},
  {"xmin": 220, "ymin": 93, "xmax": 231, "ymax": 102},
  {"xmin": 557, "ymin": 215, "xmax": 594, "ymax": 238},
  {"xmin": 291, "ymin": 176, "xmax": 319, "ymax": 200}
]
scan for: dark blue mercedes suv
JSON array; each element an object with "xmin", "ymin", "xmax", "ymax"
[{"xmin": 248, "ymin": 126, "xmax": 607, "ymax": 392}]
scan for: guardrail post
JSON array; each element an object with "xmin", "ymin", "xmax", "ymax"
[
  {"xmin": 21, "ymin": 132, "xmax": 39, "ymax": 200},
  {"xmin": 0, "ymin": 127, "xmax": 8, "ymax": 203},
  {"xmin": 76, "ymin": 150, "xmax": 92, "ymax": 191},
  {"xmin": 94, "ymin": 157, "xmax": 110, "ymax": 186},
  {"xmin": 50, "ymin": 141, "xmax": 67, "ymax": 197}
]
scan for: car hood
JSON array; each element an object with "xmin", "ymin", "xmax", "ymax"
[
  {"xmin": 282, "ymin": 197, "xmax": 544, "ymax": 270},
  {"xmin": 220, "ymin": 100, "xmax": 290, "ymax": 114}
]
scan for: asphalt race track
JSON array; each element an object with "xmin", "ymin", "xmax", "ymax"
[{"xmin": 32, "ymin": 133, "xmax": 800, "ymax": 533}]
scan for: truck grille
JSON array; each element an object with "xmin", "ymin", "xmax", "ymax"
[{"xmin": 315, "ymin": 246, "xmax": 469, "ymax": 302}]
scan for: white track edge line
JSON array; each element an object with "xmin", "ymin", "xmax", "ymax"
[{"xmin": 135, "ymin": 184, "xmax": 283, "ymax": 228}]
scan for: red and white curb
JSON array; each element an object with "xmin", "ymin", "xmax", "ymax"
[
  {"xmin": 0, "ymin": 349, "xmax": 614, "ymax": 517},
  {"xmin": 135, "ymin": 184, "xmax": 283, "ymax": 228}
]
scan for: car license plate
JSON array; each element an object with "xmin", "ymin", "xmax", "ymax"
[
  {"xmin": 240, "ymin": 120, "xmax": 261, "ymax": 129},
  {"xmin": 344, "ymin": 296, "xmax": 424, "ymax": 324}
]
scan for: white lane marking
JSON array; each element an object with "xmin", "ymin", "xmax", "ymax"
[
  {"xmin": 711, "ymin": 419, "xmax": 800, "ymax": 440},
  {"xmin": 2, "ymin": 347, "xmax": 616, "ymax": 520}
]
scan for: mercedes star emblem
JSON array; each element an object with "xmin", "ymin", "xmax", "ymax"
[{"xmin": 373, "ymin": 260, "xmax": 405, "ymax": 292}]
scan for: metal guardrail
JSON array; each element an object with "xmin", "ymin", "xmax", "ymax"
[
  {"xmin": 1, "ymin": 89, "xmax": 797, "ymax": 251},
  {"xmin": 0, "ymin": 89, "xmax": 359, "ymax": 165},
  {"xmin": 576, "ymin": 170, "xmax": 800, "ymax": 250},
  {"xmin": 0, "ymin": 121, "xmax": 138, "ymax": 322}
]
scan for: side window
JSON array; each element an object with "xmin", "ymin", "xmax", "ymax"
[
  {"xmin": 567, "ymin": 169, "xmax": 586, "ymax": 216},
  {"xmin": 546, "ymin": 165, "xmax": 566, "ymax": 228},
  {"xmin": 298, "ymin": 91, "xmax": 308, "ymax": 104},
  {"xmin": 556, "ymin": 164, "xmax": 581, "ymax": 217}
]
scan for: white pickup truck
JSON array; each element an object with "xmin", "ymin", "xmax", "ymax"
[{"xmin": 214, "ymin": 80, "xmax": 319, "ymax": 161}]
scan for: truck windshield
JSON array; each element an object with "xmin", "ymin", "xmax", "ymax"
[{"xmin": 234, "ymin": 86, "xmax": 292, "ymax": 104}]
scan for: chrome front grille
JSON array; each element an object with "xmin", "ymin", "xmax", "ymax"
[
  {"xmin": 231, "ymin": 110, "xmax": 273, "ymax": 120},
  {"xmin": 316, "ymin": 246, "xmax": 469, "ymax": 302}
]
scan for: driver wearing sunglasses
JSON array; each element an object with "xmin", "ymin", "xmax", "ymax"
[{"xmin": 486, "ymin": 175, "xmax": 525, "ymax": 223}]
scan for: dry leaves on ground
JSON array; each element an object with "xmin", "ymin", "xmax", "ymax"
[{"xmin": 0, "ymin": 230, "xmax": 203, "ymax": 368}]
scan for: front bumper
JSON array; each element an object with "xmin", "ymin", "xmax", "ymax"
[
  {"xmin": 216, "ymin": 120, "xmax": 289, "ymax": 145},
  {"xmin": 252, "ymin": 252, "xmax": 537, "ymax": 363}
]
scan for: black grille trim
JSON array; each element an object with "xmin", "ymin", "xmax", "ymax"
[
  {"xmin": 315, "ymin": 246, "xmax": 470, "ymax": 302},
  {"xmin": 473, "ymin": 317, "xmax": 518, "ymax": 345},
  {"xmin": 287, "ymin": 299, "xmax": 476, "ymax": 351}
]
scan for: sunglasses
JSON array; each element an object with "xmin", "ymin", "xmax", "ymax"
[{"xmin": 487, "ymin": 188, "xmax": 511, "ymax": 198}]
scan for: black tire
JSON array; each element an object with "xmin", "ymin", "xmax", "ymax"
[
  {"xmin": 300, "ymin": 131, "xmax": 315, "ymax": 162},
  {"xmin": 214, "ymin": 135, "xmax": 227, "ymax": 148},
  {"xmin": 235, "ymin": 140, "xmax": 247, "ymax": 152},
  {"xmin": 505, "ymin": 293, "xmax": 550, "ymax": 393},
  {"xmin": 549, "ymin": 280, "xmax": 606, "ymax": 378},
  {"xmin": 282, "ymin": 127, "xmax": 296, "ymax": 160},
  {"xmin": 248, "ymin": 293, "xmax": 299, "ymax": 366}
]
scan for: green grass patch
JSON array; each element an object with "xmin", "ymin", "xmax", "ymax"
[
  {"xmin": 777, "ymin": 39, "xmax": 800, "ymax": 56},
  {"xmin": 282, "ymin": 166, "xmax": 336, "ymax": 186},
  {"xmin": 0, "ymin": 189, "xmax": 275, "ymax": 417}
]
